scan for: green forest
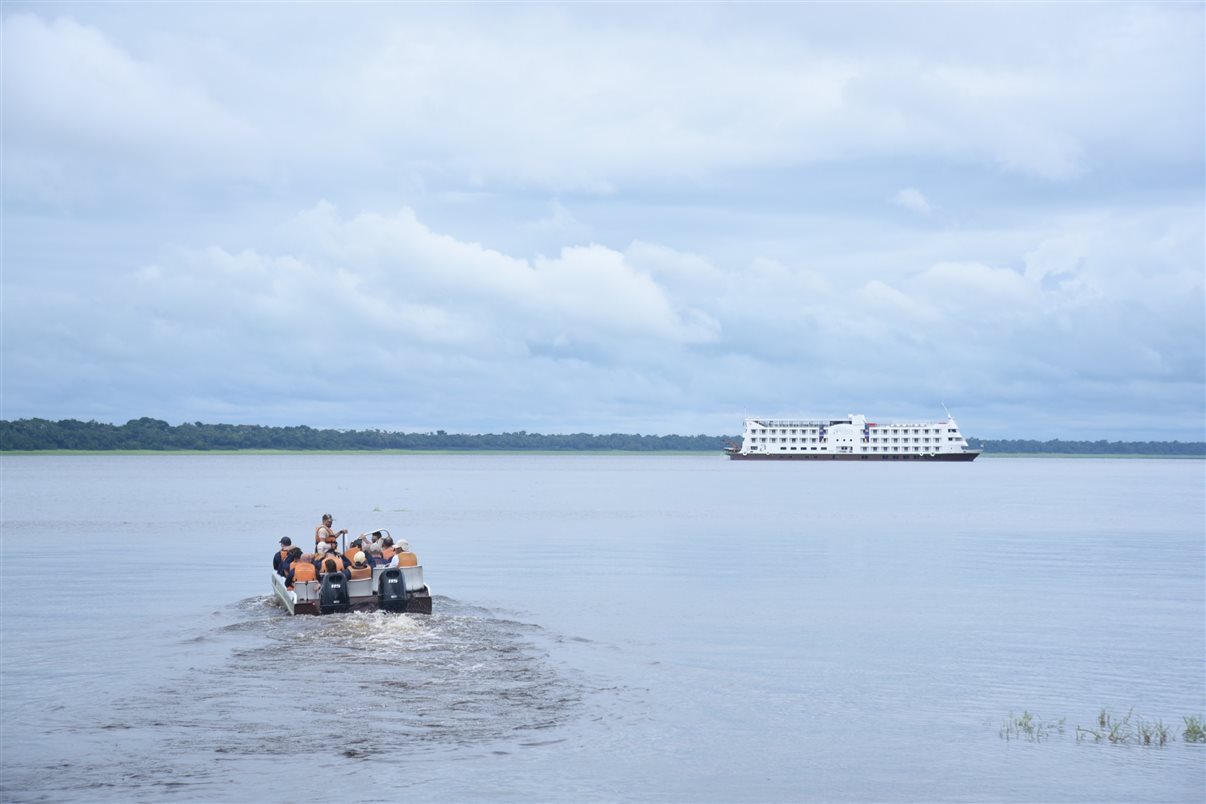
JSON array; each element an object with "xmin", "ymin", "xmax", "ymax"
[{"xmin": 1, "ymin": 417, "xmax": 1203, "ymax": 455}]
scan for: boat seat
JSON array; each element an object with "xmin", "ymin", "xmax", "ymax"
[
  {"xmin": 400, "ymin": 565, "xmax": 426, "ymax": 592},
  {"xmin": 293, "ymin": 580, "xmax": 320, "ymax": 602},
  {"xmin": 347, "ymin": 577, "xmax": 374, "ymax": 600}
]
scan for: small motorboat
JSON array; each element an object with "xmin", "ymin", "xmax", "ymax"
[{"xmin": 271, "ymin": 529, "xmax": 433, "ymax": 615}]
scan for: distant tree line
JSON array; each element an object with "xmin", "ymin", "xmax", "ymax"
[
  {"xmin": 0, "ymin": 418, "xmax": 731, "ymax": 452},
  {"xmin": 1, "ymin": 418, "xmax": 1202, "ymax": 455},
  {"xmin": 964, "ymin": 437, "xmax": 1204, "ymax": 456}
]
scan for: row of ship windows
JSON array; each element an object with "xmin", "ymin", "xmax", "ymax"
[
  {"xmin": 754, "ymin": 428, "xmax": 958, "ymax": 436},
  {"xmin": 752, "ymin": 437, "xmax": 959, "ymax": 444},
  {"xmin": 768, "ymin": 445, "xmax": 937, "ymax": 452}
]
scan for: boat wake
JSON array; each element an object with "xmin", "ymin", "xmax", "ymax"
[
  {"xmin": 0, "ymin": 596, "xmax": 616, "ymax": 801},
  {"xmin": 214, "ymin": 595, "xmax": 583, "ymax": 752}
]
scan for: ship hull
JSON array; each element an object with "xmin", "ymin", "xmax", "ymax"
[{"xmin": 726, "ymin": 450, "xmax": 981, "ymax": 461}]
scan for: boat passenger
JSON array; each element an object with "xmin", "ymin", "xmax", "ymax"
[
  {"xmin": 343, "ymin": 538, "xmax": 366, "ymax": 565},
  {"xmin": 285, "ymin": 551, "xmax": 318, "ymax": 588},
  {"xmin": 384, "ymin": 538, "xmax": 419, "ymax": 569},
  {"xmin": 314, "ymin": 513, "xmax": 347, "ymax": 551},
  {"xmin": 317, "ymin": 543, "xmax": 348, "ymax": 571},
  {"xmin": 366, "ymin": 542, "xmax": 386, "ymax": 566},
  {"xmin": 317, "ymin": 554, "xmax": 350, "ymax": 583},
  {"xmin": 280, "ymin": 545, "xmax": 304, "ymax": 576},
  {"xmin": 348, "ymin": 551, "xmax": 373, "ymax": 580},
  {"xmin": 273, "ymin": 537, "xmax": 293, "ymax": 576}
]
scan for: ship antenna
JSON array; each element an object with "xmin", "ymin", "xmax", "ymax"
[{"xmin": 942, "ymin": 402, "xmax": 953, "ymax": 420}]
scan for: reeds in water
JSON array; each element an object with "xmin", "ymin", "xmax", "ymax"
[
  {"xmin": 1000, "ymin": 711, "xmax": 1065, "ymax": 742},
  {"xmin": 1000, "ymin": 707, "xmax": 1204, "ymax": 748}
]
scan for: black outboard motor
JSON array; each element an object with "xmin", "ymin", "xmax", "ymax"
[
  {"xmin": 378, "ymin": 568, "xmax": 408, "ymax": 613},
  {"xmin": 319, "ymin": 574, "xmax": 350, "ymax": 614}
]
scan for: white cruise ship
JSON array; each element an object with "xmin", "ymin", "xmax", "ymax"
[{"xmin": 725, "ymin": 413, "xmax": 982, "ymax": 461}]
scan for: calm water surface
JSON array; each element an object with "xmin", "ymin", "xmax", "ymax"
[{"xmin": 1, "ymin": 455, "xmax": 1203, "ymax": 802}]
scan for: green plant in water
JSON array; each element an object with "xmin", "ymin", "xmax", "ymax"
[
  {"xmin": 1001, "ymin": 711, "xmax": 1063, "ymax": 742},
  {"xmin": 1021, "ymin": 708, "xmax": 1200, "ymax": 747},
  {"xmin": 1136, "ymin": 718, "xmax": 1171, "ymax": 747},
  {"xmin": 1108, "ymin": 710, "xmax": 1132, "ymax": 744},
  {"xmin": 1075, "ymin": 726, "xmax": 1101, "ymax": 743}
]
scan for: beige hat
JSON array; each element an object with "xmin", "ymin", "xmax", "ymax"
[{"xmin": 354, "ymin": 551, "xmax": 366, "ymax": 564}]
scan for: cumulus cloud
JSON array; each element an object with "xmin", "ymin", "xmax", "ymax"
[
  {"xmin": 12, "ymin": 197, "xmax": 1200, "ymax": 435},
  {"xmin": 2, "ymin": 4, "xmax": 1202, "ymax": 439},
  {"xmin": 892, "ymin": 188, "xmax": 932, "ymax": 215}
]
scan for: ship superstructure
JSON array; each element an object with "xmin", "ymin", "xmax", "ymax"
[{"xmin": 725, "ymin": 414, "xmax": 981, "ymax": 461}]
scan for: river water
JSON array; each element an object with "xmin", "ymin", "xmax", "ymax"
[{"xmin": 1, "ymin": 454, "xmax": 1203, "ymax": 802}]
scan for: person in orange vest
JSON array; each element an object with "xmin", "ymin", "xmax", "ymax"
[
  {"xmin": 317, "ymin": 553, "xmax": 349, "ymax": 583},
  {"xmin": 348, "ymin": 551, "xmax": 373, "ymax": 580},
  {"xmin": 273, "ymin": 537, "xmax": 293, "ymax": 576},
  {"xmin": 285, "ymin": 550, "xmax": 318, "ymax": 589},
  {"xmin": 382, "ymin": 537, "xmax": 419, "ymax": 568},
  {"xmin": 379, "ymin": 536, "xmax": 396, "ymax": 563},
  {"xmin": 314, "ymin": 513, "xmax": 347, "ymax": 551},
  {"xmin": 343, "ymin": 537, "xmax": 367, "ymax": 565},
  {"xmin": 279, "ymin": 545, "xmax": 302, "ymax": 574}
]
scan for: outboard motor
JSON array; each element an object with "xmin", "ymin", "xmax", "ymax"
[
  {"xmin": 319, "ymin": 574, "xmax": 350, "ymax": 614},
  {"xmin": 378, "ymin": 568, "xmax": 408, "ymax": 613}
]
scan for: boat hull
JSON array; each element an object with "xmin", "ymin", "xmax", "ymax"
[
  {"xmin": 272, "ymin": 568, "xmax": 432, "ymax": 615},
  {"xmin": 726, "ymin": 450, "xmax": 981, "ymax": 461}
]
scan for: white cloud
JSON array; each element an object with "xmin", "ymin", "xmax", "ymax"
[
  {"xmin": 892, "ymin": 188, "xmax": 932, "ymax": 215},
  {"xmin": 7, "ymin": 4, "xmax": 1201, "ymax": 195},
  {"xmin": 3, "ymin": 14, "xmax": 260, "ymax": 173},
  {"xmin": 2, "ymin": 4, "xmax": 1202, "ymax": 439}
]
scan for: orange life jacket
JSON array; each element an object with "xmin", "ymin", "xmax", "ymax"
[
  {"xmin": 315, "ymin": 526, "xmax": 339, "ymax": 549},
  {"xmin": 316, "ymin": 558, "xmax": 334, "ymax": 575},
  {"xmin": 381, "ymin": 547, "xmax": 396, "ymax": 561},
  {"xmin": 277, "ymin": 549, "xmax": 290, "ymax": 564},
  {"xmin": 395, "ymin": 551, "xmax": 418, "ymax": 567},
  {"xmin": 290, "ymin": 562, "xmax": 317, "ymax": 583},
  {"xmin": 349, "ymin": 564, "xmax": 372, "ymax": 580}
]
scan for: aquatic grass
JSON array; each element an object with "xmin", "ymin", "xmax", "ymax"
[
  {"xmin": 1000, "ymin": 711, "xmax": 1064, "ymax": 742},
  {"xmin": 1138, "ymin": 719, "xmax": 1172, "ymax": 747},
  {"xmin": 1009, "ymin": 708, "xmax": 1202, "ymax": 748},
  {"xmin": 1108, "ymin": 708, "xmax": 1134, "ymax": 744}
]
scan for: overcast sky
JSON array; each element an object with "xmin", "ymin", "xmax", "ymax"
[{"xmin": 3, "ymin": 3, "xmax": 1203, "ymax": 440}]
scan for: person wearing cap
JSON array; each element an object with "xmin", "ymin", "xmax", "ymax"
[
  {"xmin": 273, "ymin": 537, "xmax": 293, "ymax": 576},
  {"xmin": 314, "ymin": 513, "xmax": 347, "ymax": 551},
  {"xmin": 348, "ymin": 551, "xmax": 373, "ymax": 580},
  {"xmin": 384, "ymin": 537, "xmax": 419, "ymax": 569}
]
